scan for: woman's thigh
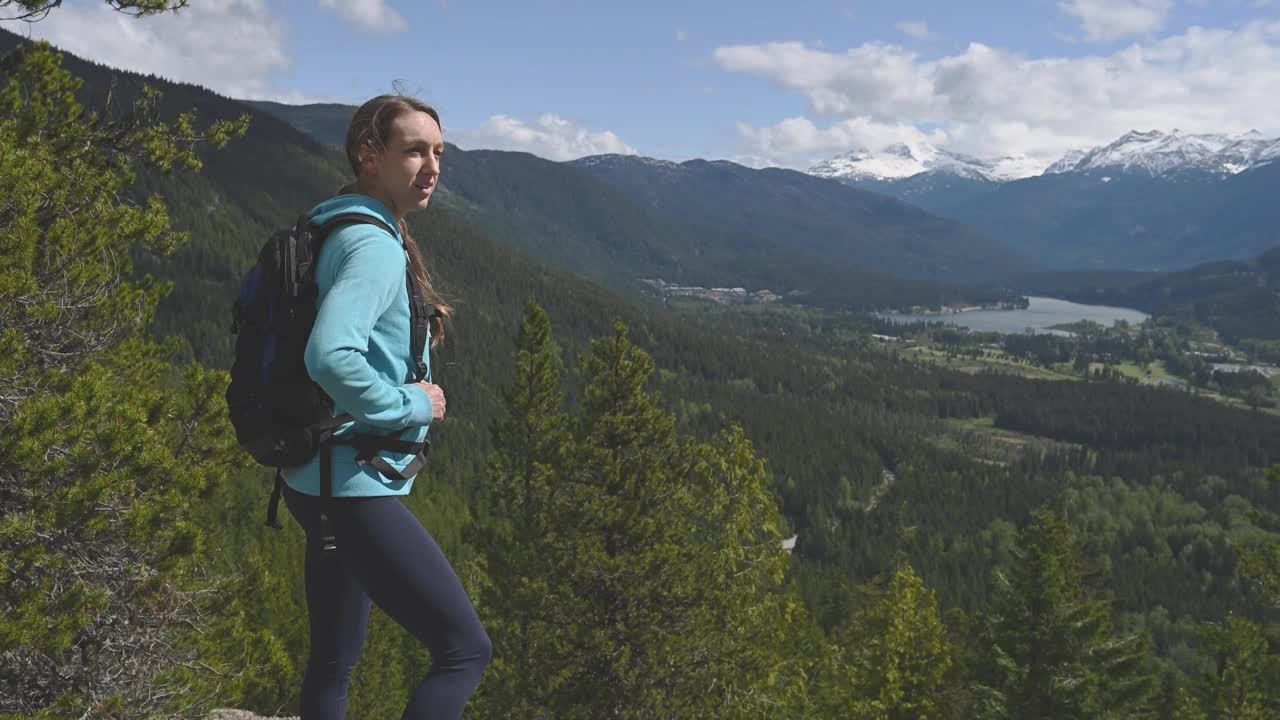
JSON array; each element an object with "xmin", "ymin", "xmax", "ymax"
[
  {"xmin": 329, "ymin": 494, "xmax": 488, "ymax": 661},
  {"xmin": 282, "ymin": 484, "xmax": 374, "ymax": 668}
]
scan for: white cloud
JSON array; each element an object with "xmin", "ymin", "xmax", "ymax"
[
  {"xmin": 451, "ymin": 114, "xmax": 637, "ymax": 161},
  {"xmin": 317, "ymin": 0, "xmax": 407, "ymax": 34},
  {"xmin": 722, "ymin": 154, "xmax": 776, "ymax": 169},
  {"xmin": 0, "ymin": 0, "xmax": 296, "ymax": 101},
  {"xmin": 713, "ymin": 21, "xmax": 1280, "ymax": 170},
  {"xmin": 735, "ymin": 116, "xmax": 947, "ymax": 169},
  {"xmin": 895, "ymin": 20, "xmax": 935, "ymax": 40},
  {"xmin": 1059, "ymin": 0, "xmax": 1174, "ymax": 42}
]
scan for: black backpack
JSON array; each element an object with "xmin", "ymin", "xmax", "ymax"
[{"xmin": 226, "ymin": 212, "xmax": 436, "ymax": 548}]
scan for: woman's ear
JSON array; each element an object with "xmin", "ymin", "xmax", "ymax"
[{"xmin": 358, "ymin": 146, "xmax": 379, "ymax": 176}]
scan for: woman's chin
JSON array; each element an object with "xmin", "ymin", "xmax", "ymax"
[{"xmin": 401, "ymin": 195, "xmax": 431, "ymax": 213}]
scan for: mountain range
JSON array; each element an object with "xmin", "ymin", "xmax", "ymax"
[
  {"xmin": 808, "ymin": 142, "xmax": 1042, "ymax": 183},
  {"xmin": 241, "ymin": 100, "xmax": 1029, "ymax": 301},
  {"xmin": 812, "ymin": 130, "xmax": 1280, "ymax": 271},
  {"xmin": 250, "ymin": 89, "xmax": 1280, "ymax": 277},
  {"xmin": 811, "ymin": 129, "xmax": 1280, "ymax": 184},
  {"xmin": 1046, "ymin": 130, "xmax": 1280, "ymax": 177}
]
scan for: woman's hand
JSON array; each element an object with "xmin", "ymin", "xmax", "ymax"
[{"xmin": 413, "ymin": 381, "xmax": 446, "ymax": 422}]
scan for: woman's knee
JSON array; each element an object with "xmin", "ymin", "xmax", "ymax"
[
  {"xmin": 465, "ymin": 623, "xmax": 494, "ymax": 667},
  {"xmin": 443, "ymin": 621, "xmax": 492, "ymax": 671},
  {"xmin": 475, "ymin": 625, "xmax": 494, "ymax": 667},
  {"xmin": 304, "ymin": 655, "xmax": 360, "ymax": 692}
]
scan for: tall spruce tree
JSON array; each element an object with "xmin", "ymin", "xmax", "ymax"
[
  {"xmin": 466, "ymin": 299, "xmax": 573, "ymax": 719},
  {"xmin": 0, "ymin": 39, "xmax": 256, "ymax": 718},
  {"xmin": 818, "ymin": 564, "xmax": 955, "ymax": 719},
  {"xmin": 560, "ymin": 321, "xmax": 809, "ymax": 717},
  {"xmin": 973, "ymin": 509, "xmax": 1157, "ymax": 720},
  {"xmin": 1181, "ymin": 616, "xmax": 1279, "ymax": 720},
  {"xmin": 470, "ymin": 317, "xmax": 810, "ymax": 718}
]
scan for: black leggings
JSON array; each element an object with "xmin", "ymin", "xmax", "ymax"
[{"xmin": 282, "ymin": 482, "xmax": 492, "ymax": 719}]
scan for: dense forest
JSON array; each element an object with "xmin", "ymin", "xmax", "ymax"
[{"xmin": 2, "ymin": 12, "xmax": 1278, "ymax": 719}]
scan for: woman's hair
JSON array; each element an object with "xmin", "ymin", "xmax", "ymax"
[{"xmin": 340, "ymin": 94, "xmax": 453, "ymax": 347}]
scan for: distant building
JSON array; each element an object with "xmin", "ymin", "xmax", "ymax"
[
  {"xmin": 641, "ymin": 278, "xmax": 781, "ymax": 305},
  {"xmin": 1212, "ymin": 363, "xmax": 1280, "ymax": 377}
]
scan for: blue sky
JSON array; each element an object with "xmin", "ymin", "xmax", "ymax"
[{"xmin": 5, "ymin": 0, "xmax": 1279, "ymax": 172}]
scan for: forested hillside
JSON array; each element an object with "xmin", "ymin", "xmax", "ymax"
[
  {"xmin": 933, "ymin": 165, "xmax": 1280, "ymax": 271},
  {"xmin": 1007, "ymin": 247, "xmax": 1280, "ymax": 361},
  {"xmin": 4, "ymin": 20, "xmax": 1279, "ymax": 720}
]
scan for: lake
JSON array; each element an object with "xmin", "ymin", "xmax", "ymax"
[{"xmin": 879, "ymin": 296, "xmax": 1149, "ymax": 335}]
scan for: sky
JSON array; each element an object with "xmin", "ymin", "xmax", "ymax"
[{"xmin": 3, "ymin": 0, "xmax": 1280, "ymax": 173}]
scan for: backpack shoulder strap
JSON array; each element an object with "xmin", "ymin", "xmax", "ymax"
[{"xmin": 310, "ymin": 212, "xmax": 397, "ymax": 240}]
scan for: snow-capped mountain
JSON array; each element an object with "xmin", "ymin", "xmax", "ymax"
[
  {"xmin": 576, "ymin": 153, "xmax": 679, "ymax": 171},
  {"xmin": 1044, "ymin": 150, "xmax": 1087, "ymax": 175},
  {"xmin": 810, "ymin": 129, "xmax": 1280, "ymax": 187},
  {"xmin": 1047, "ymin": 129, "xmax": 1280, "ymax": 176},
  {"xmin": 807, "ymin": 141, "xmax": 1040, "ymax": 183}
]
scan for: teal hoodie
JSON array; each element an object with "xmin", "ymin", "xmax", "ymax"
[{"xmin": 280, "ymin": 194, "xmax": 434, "ymax": 497}]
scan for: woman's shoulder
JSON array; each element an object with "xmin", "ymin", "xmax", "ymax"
[
  {"xmin": 317, "ymin": 220, "xmax": 406, "ymax": 279},
  {"xmin": 310, "ymin": 194, "xmax": 400, "ymax": 244},
  {"xmin": 324, "ymin": 216, "xmax": 400, "ymax": 248}
]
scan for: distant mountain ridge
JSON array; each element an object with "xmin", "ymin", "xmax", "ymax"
[
  {"xmin": 810, "ymin": 128, "xmax": 1280, "ymax": 272},
  {"xmin": 243, "ymin": 100, "xmax": 351, "ymax": 149},
  {"xmin": 809, "ymin": 129, "xmax": 1280, "ymax": 187},
  {"xmin": 939, "ymin": 163, "xmax": 1280, "ymax": 271},
  {"xmin": 808, "ymin": 141, "xmax": 1042, "ymax": 183},
  {"xmin": 1046, "ymin": 129, "xmax": 1280, "ymax": 177},
  {"xmin": 569, "ymin": 152, "xmax": 1031, "ymax": 284},
  {"xmin": 242, "ymin": 100, "xmax": 1034, "ymax": 299}
]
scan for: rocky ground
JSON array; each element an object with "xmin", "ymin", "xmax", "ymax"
[{"xmin": 208, "ymin": 710, "xmax": 298, "ymax": 720}]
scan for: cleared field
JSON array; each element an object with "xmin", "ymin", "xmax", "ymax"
[
  {"xmin": 931, "ymin": 416, "xmax": 1085, "ymax": 467},
  {"xmin": 901, "ymin": 346, "xmax": 1075, "ymax": 381},
  {"xmin": 896, "ymin": 344, "xmax": 1280, "ymax": 417}
]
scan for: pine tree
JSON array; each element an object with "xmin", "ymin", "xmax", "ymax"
[
  {"xmin": 862, "ymin": 565, "xmax": 954, "ymax": 719},
  {"xmin": 973, "ymin": 509, "xmax": 1157, "ymax": 720},
  {"xmin": 2, "ymin": 0, "xmax": 188, "ymax": 21},
  {"xmin": 0, "ymin": 40, "xmax": 252, "ymax": 717},
  {"xmin": 466, "ymin": 299, "xmax": 573, "ymax": 719},
  {"xmin": 817, "ymin": 564, "xmax": 954, "ymax": 720},
  {"xmin": 1183, "ymin": 616, "xmax": 1280, "ymax": 720},
  {"xmin": 470, "ymin": 318, "xmax": 811, "ymax": 718},
  {"xmin": 563, "ymin": 321, "xmax": 810, "ymax": 717}
]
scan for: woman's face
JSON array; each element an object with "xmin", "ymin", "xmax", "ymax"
[{"xmin": 361, "ymin": 110, "xmax": 444, "ymax": 218}]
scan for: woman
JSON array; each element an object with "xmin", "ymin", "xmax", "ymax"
[{"xmin": 279, "ymin": 94, "xmax": 491, "ymax": 720}]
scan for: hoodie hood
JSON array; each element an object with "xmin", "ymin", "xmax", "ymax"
[{"xmin": 309, "ymin": 193, "xmax": 403, "ymax": 243}]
